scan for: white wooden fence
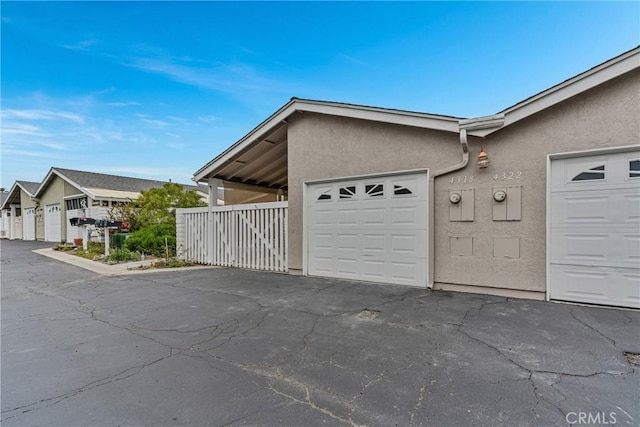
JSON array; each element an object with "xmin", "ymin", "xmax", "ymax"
[{"xmin": 176, "ymin": 202, "xmax": 288, "ymax": 272}]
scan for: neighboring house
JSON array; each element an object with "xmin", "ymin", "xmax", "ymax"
[
  {"xmin": 0, "ymin": 181, "xmax": 40, "ymax": 240},
  {"xmin": 0, "ymin": 192, "xmax": 8, "ymax": 239},
  {"xmin": 188, "ymin": 47, "xmax": 640, "ymax": 309},
  {"xmin": 32, "ymin": 167, "xmax": 208, "ymax": 243}
]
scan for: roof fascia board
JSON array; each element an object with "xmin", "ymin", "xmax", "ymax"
[
  {"xmin": 0, "ymin": 182, "xmax": 20, "ymax": 210},
  {"xmin": 476, "ymin": 48, "xmax": 639, "ymax": 137},
  {"xmin": 193, "ymin": 101, "xmax": 296, "ymax": 182},
  {"xmin": 459, "ymin": 114, "xmax": 505, "ymax": 137},
  {"xmin": 299, "ymin": 101, "xmax": 459, "ymax": 132},
  {"xmin": 0, "ymin": 181, "xmax": 40, "ymax": 210},
  {"xmin": 194, "ymin": 99, "xmax": 460, "ymax": 182},
  {"xmin": 15, "ymin": 182, "xmax": 36, "ymax": 198},
  {"xmin": 35, "ymin": 168, "xmax": 92, "ymax": 199}
]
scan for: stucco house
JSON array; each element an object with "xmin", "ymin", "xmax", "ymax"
[
  {"xmin": 9, "ymin": 167, "xmax": 208, "ymax": 243},
  {"xmin": 182, "ymin": 47, "xmax": 639, "ymax": 309},
  {"xmin": 0, "ymin": 181, "xmax": 40, "ymax": 240}
]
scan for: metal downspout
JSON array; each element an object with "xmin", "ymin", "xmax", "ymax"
[{"xmin": 428, "ymin": 128, "xmax": 469, "ymax": 289}]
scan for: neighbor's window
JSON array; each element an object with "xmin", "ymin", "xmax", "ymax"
[
  {"xmin": 65, "ymin": 197, "xmax": 87, "ymax": 210},
  {"xmin": 571, "ymin": 165, "xmax": 605, "ymax": 181},
  {"xmin": 629, "ymin": 160, "xmax": 640, "ymax": 179},
  {"xmin": 339, "ymin": 186, "xmax": 356, "ymax": 199}
]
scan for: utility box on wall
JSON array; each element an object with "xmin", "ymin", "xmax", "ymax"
[
  {"xmin": 492, "ymin": 185, "xmax": 522, "ymax": 221},
  {"xmin": 449, "ymin": 189, "xmax": 475, "ymax": 221}
]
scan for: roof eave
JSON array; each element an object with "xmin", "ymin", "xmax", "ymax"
[
  {"xmin": 0, "ymin": 181, "xmax": 35, "ymax": 210},
  {"xmin": 193, "ymin": 98, "xmax": 461, "ymax": 182},
  {"xmin": 34, "ymin": 168, "xmax": 89, "ymax": 198},
  {"xmin": 471, "ymin": 46, "xmax": 640, "ymax": 137}
]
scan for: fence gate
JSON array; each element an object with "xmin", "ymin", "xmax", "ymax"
[{"xmin": 176, "ymin": 202, "xmax": 288, "ymax": 272}]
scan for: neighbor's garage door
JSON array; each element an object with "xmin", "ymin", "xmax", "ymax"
[
  {"xmin": 23, "ymin": 207, "xmax": 35, "ymax": 241},
  {"xmin": 45, "ymin": 203, "xmax": 62, "ymax": 242},
  {"xmin": 549, "ymin": 150, "xmax": 640, "ymax": 309},
  {"xmin": 307, "ymin": 171, "xmax": 428, "ymax": 287}
]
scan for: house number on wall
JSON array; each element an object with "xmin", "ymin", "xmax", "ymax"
[
  {"xmin": 449, "ymin": 175, "xmax": 474, "ymax": 184},
  {"xmin": 493, "ymin": 171, "xmax": 522, "ymax": 181}
]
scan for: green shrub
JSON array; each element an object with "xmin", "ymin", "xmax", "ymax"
[
  {"xmin": 126, "ymin": 223, "xmax": 176, "ymax": 257},
  {"xmin": 107, "ymin": 248, "xmax": 140, "ymax": 263},
  {"xmin": 151, "ymin": 258, "xmax": 194, "ymax": 268},
  {"xmin": 112, "ymin": 233, "xmax": 131, "ymax": 249},
  {"xmin": 74, "ymin": 241, "xmax": 105, "ymax": 260}
]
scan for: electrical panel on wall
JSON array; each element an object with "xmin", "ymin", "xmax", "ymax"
[
  {"xmin": 449, "ymin": 189, "xmax": 474, "ymax": 221},
  {"xmin": 492, "ymin": 185, "xmax": 522, "ymax": 221}
]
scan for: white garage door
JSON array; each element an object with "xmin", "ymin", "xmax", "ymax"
[
  {"xmin": 45, "ymin": 203, "xmax": 62, "ymax": 242},
  {"xmin": 23, "ymin": 208, "xmax": 35, "ymax": 241},
  {"xmin": 549, "ymin": 150, "xmax": 640, "ymax": 309},
  {"xmin": 306, "ymin": 171, "xmax": 428, "ymax": 287}
]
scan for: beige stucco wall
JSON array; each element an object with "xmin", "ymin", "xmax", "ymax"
[
  {"xmin": 434, "ymin": 69, "xmax": 639, "ymax": 294},
  {"xmin": 287, "ymin": 112, "xmax": 462, "ymax": 273},
  {"xmin": 287, "ymin": 69, "xmax": 639, "ymax": 296}
]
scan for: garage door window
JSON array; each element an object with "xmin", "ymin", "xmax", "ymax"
[
  {"xmin": 317, "ymin": 189, "xmax": 332, "ymax": 201},
  {"xmin": 365, "ymin": 184, "xmax": 384, "ymax": 198},
  {"xmin": 339, "ymin": 186, "xmax": 357, "ymax": 200},
  {"xmin": 571, "ymin": 165, "xmax": 605, "ymax": 182},
  {"xmin": 629, "ymin": 160, "xmax": 640, "ymax": 178},
  {"xmin": 393, "ymin": 183, "xmax": 413, "ymax": 196}
]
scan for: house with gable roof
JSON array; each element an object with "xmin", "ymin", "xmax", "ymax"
[
  {"xmin": 1, "ymin": 168, "xmax": 208, "ymax": 244},
  {"xmin": 0, "ymin": 181, "xmax": 40, "ymax": 240},
  {"xmin": 183, "ymin": 46, "xmax": 640, "ymax": 309}
]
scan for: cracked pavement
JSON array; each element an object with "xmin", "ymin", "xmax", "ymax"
[{"xmin": 1, "ymin": 240, "xmax": 639, "ymax": 426}]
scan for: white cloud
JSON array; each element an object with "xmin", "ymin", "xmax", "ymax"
[
  {"xmin": 61, "ymin": 39, "xmax": 98, "ymax": 52},
  {"xmin": 198, "ymin": 115, "xmax": 219, "ymax": 123},
  {"xmin": 124, "ymin": 56, "xmax": 291, "ymax": 95},
  {"xmin": 107, "ymin": 101, "xmax": 140, "ymax": 107},
  {"xmin": 1, "ymin": 147, "xmax": 64, "ymax": 159},
  {"xmin": 1, "ymin": 108, "xmax": 85, "ymax": 123},
  {"xmin": 1, "ymin": 123, "xmax": 50, "ymax": 137}
]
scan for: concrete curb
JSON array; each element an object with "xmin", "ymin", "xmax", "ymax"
[{"xmin": 33, "ymin": 248, "xmax": 216, "ymax": 276}]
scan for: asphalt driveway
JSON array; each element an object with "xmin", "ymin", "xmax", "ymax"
[{"xmin": 1, "ymin": 240, "xmax": 638, "ymax": 426}]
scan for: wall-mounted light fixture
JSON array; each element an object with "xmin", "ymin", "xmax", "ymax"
[{"xmin": 477, "ymin": 145, "xmax": 491, "ymax": 168}]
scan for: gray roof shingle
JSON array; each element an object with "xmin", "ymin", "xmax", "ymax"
[
  {"xmin": 16, "ymin": 181, "xmax": 40, "ymax": 196},
  {"xmin": 52, "ymin": 168, "xmax": 201, "ymax": 194}
]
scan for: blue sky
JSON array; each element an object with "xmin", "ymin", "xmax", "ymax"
[{"xmin": 1, "ymin": 1, "xmax": 638, "ymax": 188}]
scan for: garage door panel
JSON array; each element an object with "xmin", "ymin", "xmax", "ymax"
[
  {"xmin": 45, "ymin": 203, "xmax": 62, "ymax": 242},
  {"xmin": 337, "ymin": 258, "xmax": 358, "ymax": 276},
  {"xmin": 310, "ymin": 232, "xmax": 334, "ymax": 250},
  {"xmin": 552, "ymin": 230, "xmax": 640, "ymax": 269},
  {"xmin": 23, "ymin": 208, "xmax": 35, "ymax": 241},
  {"xmin": 550, "ymin": 150, "xmax": 640, "ymax": 308},
  {"xmin": 624, "ymin": 194, "xmax": 640, "ymax": 223},
  {"xmin": 310, "ymin": 209, "xmax": 335, "ymax": 227},
  {"xmin": 391, "ymin": 260, "xmax": 426, "ymax": 284},
  {"xmin": 550, "ymin": 265, "xmax": 640, "ymax": 308},
  {"xmin": 307, "ymin": 171, "xmax": 428, "ymax": 287},
  {"xmin": 624, "ymin": 235, "xmax": 640, "ymax": 263},
  {"xmin": 362, "ymin": 233, "xmax": 386, "ymax": 252},
  {"xmin": 552, "ymin": 189, "xmax": 640, "ymax": 226},
  {"xmin": 391, "ymin": 231, "xmax": 427, "ymax": 257},
  {"xmin": 362, "ymin": 207, "xmax": 385, "ymax": 226},
  {"xmin": 362, "ymin": 259, "xmax": 385, "ymax": 279}
]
